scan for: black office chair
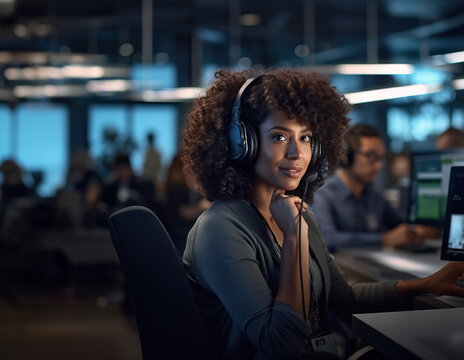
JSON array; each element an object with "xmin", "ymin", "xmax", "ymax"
[{"xmin": 108, "ymin": 205, "xmax": 216, "ymax": 360}]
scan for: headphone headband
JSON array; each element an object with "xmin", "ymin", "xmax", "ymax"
[
  {"xmin": 231, "ymin": 77, "xmax": 260, "ymax": 122},
  {"xmin": 228, "ymin": 76, "xmax": 263, "ymax": 163}
]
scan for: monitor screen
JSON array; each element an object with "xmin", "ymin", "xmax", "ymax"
[
  {"xmin": 408, "ymin": 149, "xmax": 464, "ymax": 226},
  {"xmin": 441, "ymin": 166, "xmax": 464, "ymax": 261}
]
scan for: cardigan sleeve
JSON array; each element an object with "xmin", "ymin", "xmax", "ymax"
[
  {"xmin": 326, "ymin": 250, "xmax": 408, "ymax": 322},
  {"xmin": 186, "ymin": 204, "xmax": 311, "ymax": 360},
  {"xmin": 306, "ymin": 208, "xmax": 409, "ymax": 323}
]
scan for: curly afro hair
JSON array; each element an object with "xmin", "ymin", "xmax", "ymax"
[{"xmin": 181, "ymin": 68, "xmax": 350, "ymax": 203}]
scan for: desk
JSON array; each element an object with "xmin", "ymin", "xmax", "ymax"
[
  {"xmin": 352, "ymin": 308, "xmax": 464, "ymax": 360},
  {"xmin": 334, "ymin": 247, "xmax": 464, "ymax": 308}
]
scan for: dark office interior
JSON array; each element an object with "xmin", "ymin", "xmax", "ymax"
[{"xmin": 1, "ymin": 1, "xmax": 464, "ymax": 359}]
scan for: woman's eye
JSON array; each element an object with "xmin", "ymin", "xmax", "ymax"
[
  {"xmin": 301, "ymin": 135, "xmax": 311, "ymax": 142},
  {"xmin": 272, "ymin": 134, "xmax": 287, "ymax": 141}
]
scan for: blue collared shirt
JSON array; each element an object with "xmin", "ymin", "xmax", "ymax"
[{"xmin": 312, "ymin": 173, "xmax": 405, "ymax": 252}]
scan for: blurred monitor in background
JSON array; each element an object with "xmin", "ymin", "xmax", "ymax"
[{"xmin": 408, "ymin": 149, "xmax": 464, "ymax": 227}]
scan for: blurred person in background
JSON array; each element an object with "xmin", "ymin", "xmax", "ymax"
[
  {"xmin": 435, "ymin": 127, "xmax": 464, "ymax": 150},
  {"xmin": 312, "ymin": 124, "xmax": 436, "ymax": 252},
  {"xmin": 142, "ymin": 132, "xmax": 162, "ymax": 194},
  {"xmin": 66, "ymin": 148, "xmax": 102, "ymax": 195},
  {"xmin": 163, "ymin": 153, "xmax": 210, "ymax": 256},
  {"xmin": 383, "ymin": 152, "xmax": 411, "ymax": 214},
  {"xmin": 0, "ymin": 159, "xmax": 35, "ymax": 208},
  {"xmin": 387, "ymin": 152, "xmax": 411, "ymax": 188},
  {"xmin": 63, "ymin": 149, "xmax": 104, "ymax": 227},
  {"xmin": 100, "ymin": 152, "xmax": 156, "ymax": 213}
]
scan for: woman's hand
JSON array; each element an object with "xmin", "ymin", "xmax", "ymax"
[
  {"xmin": 397, "ymin": 262, "xmax": 464, "ymax": 297},
  {"xmin": 422, "ymin": 262, "xmax": 464, "ymax": 296},
  {"xmin": 269, "ymin": 189, "xmax": 307, "ymax": 236}
]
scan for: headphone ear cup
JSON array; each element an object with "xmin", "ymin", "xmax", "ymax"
[
  {"xmin": 241, "ymin": 121, "xmax": 258, "ymax": 165},
  {"xmin": 347, "ymin": 147, "xmax": 354, "ymax": 167},
  {"xmin": 309, "ymin": 137, "xmax": 321, "ymax": 169},
  {"xmin": 228, "ymin": 120, "xmax": 258, "ymax": 164},
  {"xmin": 304, "ymin": 137, "xmax": 321, "ymax": 184},
  {"xmin": 228, "ymin": 120, "xmax": 247, "ymax": 161}
]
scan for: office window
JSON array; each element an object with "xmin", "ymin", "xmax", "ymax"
[
  {"xmin": 16, "ymin": 103, "xmax": 68, "ymax": 196},
  {"xmin": 452, "ymin": 108, "xmax": 464, "ymax": 129},
  {"xmin": 131, "ymin": 63, "xmax": 177, "ymax": 89},
  {"xmin": 410, "ymin": 104, "xmax": 449, "ymax": 141},
  {"xmin": 201, "ymin": 64, "xmax": 220, "ymax": 88},
  {"xmin": 132, "ymin": 105, "xmax": 177, "ymax": 178},
  {"xmin": 388, "ymin": 108, "xmax": 412, "ymax": 152},
  {"xmin": 0, "ymin": 105, "xmax": 12, "ymax": 162},
  {"xmin": 88, "ymin": 104, "xmax": 177, "ymax": 180},
  {"xmin": 387, "ymin": 105, "xmax": 450, "ymax": 152}
]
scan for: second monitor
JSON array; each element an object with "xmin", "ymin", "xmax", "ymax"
[
  {"xmin": 408, "ymin": 149, "xmax": 464, "ymax": 227},
  {"xmin": 441, "ymin": 166, "xmax": 464, "ymax": 261}
]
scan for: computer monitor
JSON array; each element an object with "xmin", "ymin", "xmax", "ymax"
[
  {"xmin": 441, "ymin": 166, "xmax": 464, "ymax": 261},
  {"xmin": 408, "ymin": 149, "xmax": 464, "ymax": 226}
]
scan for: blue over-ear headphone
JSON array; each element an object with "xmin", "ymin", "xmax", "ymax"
[
  {"xmin": 228, "ymin": 77, "xmax": 261, "ymax": 164},
  {"xmin": 228, "ymin": 76, "xmax": 321, "ymax": 181}
]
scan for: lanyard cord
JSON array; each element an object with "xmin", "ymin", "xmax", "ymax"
[
  {"xmin": 299, "ymin": 175, "xmax": 310, "ymax": 321},
  {"xmin": 309, "ymin": 267, "xmax": 322, "ymax": 334}
]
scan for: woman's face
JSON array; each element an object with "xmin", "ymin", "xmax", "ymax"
[{"xmin": 253, "ymin": 111, "xmax": 313, "ymax": 191}]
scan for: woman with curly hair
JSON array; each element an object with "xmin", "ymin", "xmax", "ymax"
[{"xmin": 180, "ymin": 68, "xmax": 464, "ymax": 360}]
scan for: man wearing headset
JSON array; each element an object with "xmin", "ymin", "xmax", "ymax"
[{"xmin": 312, "ymin": 124, "xmax": 435, "ymax": 252}]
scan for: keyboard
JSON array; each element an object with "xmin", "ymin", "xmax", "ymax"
[
  {"xmin": 395, "ymin": 243, "xmax": 439, "ymax": 254},
  {"xmin": 354, "ymin": 255, "xmax": 418, "ymax": 281},
  {"xmin": 436, "ymin": 295, "xmax": 464, "ymax": 308}
]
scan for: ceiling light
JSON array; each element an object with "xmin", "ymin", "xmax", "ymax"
[
  {"xmin": 13, "ymin": 85, "xmax": 87, "ymax": 98},
  {"xmin": 430, "ymin": 50, "xmax": 464, "ymax": 65},
  {"xmin": 154, "ymin": 52, "xmax": 169, "ymax": 64},
  {"xmin": 63, "ymin": 66, "xmax": 104, "ymax": 78},
  {"xmin": 119, "ymin": 43, "xmax": 134, "ymax": 57},
  {"xmin": 14, "ymin": 24, "xmax": 28, "ymax": 38},
  {"xmin": 86, "ymin": 80, "xmax": 131, "ymax": 93},
  {"xmin": 0, "ymin": 51, "xmax": 107, "ymax": 65},
  {"xmin": 453, "ymin": 78, "xmax": 464, "ymax": 90},
  {"xmin": 345, "ymin": 83, "xmax": 443, "ymax": 104},
  {"xmin": 237, "ymin": 57, "xmax": 252, "ymax": 68},
  {"xmin": 295, "ymin": 44, "xmax": 310, "ymax": 58},
  {"xmin": 34, "ymin": 23, "xmax": 51, "ymax": 37},
  {"xmin": 4, "ymin": 65, "xmax": 129, "ymax": 80},
  {"xmin": 136, "ymin": 87, "xmax": 203, "ymax": 102},
  {"xmin": 240, "ymin": 14, "xmax": 261, "ymax": 26},
  {"xmin": 309, "ymin": 64, "xmax": 414, "ymax": 75}
]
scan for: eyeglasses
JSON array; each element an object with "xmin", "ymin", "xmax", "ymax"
[{"xmin": 356, "ymin": 151, "xmax": 385, "ymax": 163}]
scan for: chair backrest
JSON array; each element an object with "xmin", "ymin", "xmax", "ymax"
[{"xmin": 108, "ymin": 205, "xmax": 216, "ymax": 360}]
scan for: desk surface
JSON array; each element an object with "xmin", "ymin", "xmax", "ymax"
[
  {"xmin": 352, "ymin": 308, "xmax": 464, "ymax": 360},
  {"xmin": 334, "ymin": 247, "xmax": 464, "ymax": 308}
]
